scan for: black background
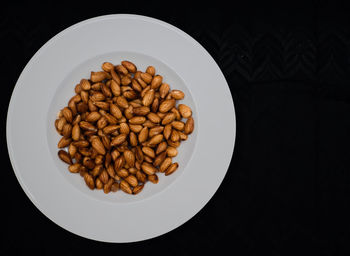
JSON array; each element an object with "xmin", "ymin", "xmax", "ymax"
[{"xmin": 2, "ymin": 1, "xmax": 350, "ymax": 255}]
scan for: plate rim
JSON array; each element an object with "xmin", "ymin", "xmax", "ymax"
[{"xmin": 6, "ymin": 13, "xmax": 236, "ymax": 242}]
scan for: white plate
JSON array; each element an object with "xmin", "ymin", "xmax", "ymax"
[{"xmin": 6, "ymin": 14, "xmax": 235, "ymax": 243}]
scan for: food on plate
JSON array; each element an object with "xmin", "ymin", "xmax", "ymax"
[{"xmin": 55, "ymin": 60, "xmax": 194, "ymax": 194}]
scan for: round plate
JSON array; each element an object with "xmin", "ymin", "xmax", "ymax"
[{"xmin": 6, "ymin": 14, "xmax": 235, "ymax": 242}]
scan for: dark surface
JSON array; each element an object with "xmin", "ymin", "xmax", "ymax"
[{"xmin": 2, "ymin": 2, "xmax": 350, "ymax": 255}]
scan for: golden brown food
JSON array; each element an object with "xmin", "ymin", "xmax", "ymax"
[{"xmin": 55, "ymin": 60, "xmax": 194, "ymax": 194}]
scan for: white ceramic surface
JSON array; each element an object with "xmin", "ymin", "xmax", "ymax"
[{"xmin": 6, "ymin": 14, "xmax": 236, "ymax": 243}]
